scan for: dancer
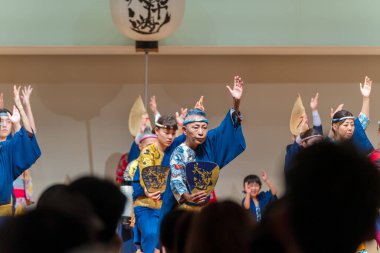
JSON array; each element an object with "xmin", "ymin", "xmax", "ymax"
[
  {"xmin": 132, "ymin": 114, "xmax": 184, "ymax": 253},
  {"xmin": 330, "ymin": 76, "xmax": 373, "ymax": 154},
  {"xmin": 284, "ymin": 93, "xmax": 323, "ymax": 175},
  {"xmin": 242, "ymin": 171, "xmax": 277, "ymax": 222},
  {"xmin": 12, "ymin": 85, "xmax": 36, "ymax": 215},
  {"xmin": 167, "ymin": 75, "xmax": 246, "ymax": 209},
  {"xmin": 0, "ymin": 85, "xmax": 41, "ymax": 216}
]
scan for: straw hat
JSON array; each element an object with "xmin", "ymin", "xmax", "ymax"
[
  {"xmin": 290, "ymin": 94, "xmax": 306, "ymax": 136},
  {"xmin": 129, "ymin": 95, "xmax": 152, "ymax": 137}
]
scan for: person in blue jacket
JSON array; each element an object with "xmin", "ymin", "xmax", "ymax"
[
  {"xmin": 156, "ymin": 75, "xmax": 246, "ymax": 250},
  {"xmin": 0, "ymin": 85, "xmax": 41, "ymax": 216}
]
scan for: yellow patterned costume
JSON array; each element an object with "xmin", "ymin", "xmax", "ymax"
[{"xmin": 134, "ymin": 143, "xmax": 163, "ymax": 209}]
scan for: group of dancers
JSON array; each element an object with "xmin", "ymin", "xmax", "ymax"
[
  {"xmin": 117, "ymin": 76, "xmax": 245, "ymax": 253},
  {"xmin": 116, "ymin": 75, "xmax": 379, "ymax": 253},
  {"xmin": 0, "ymin": 75, "xmax": 379, "ymax": 253}
]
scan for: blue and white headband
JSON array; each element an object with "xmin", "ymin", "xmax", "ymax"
[
  {"xmin": 183, "ymin": 108, "xmax": 208, "ymax": 126},
  {"xmin": 183, "ymin": 118, "xmax": 209, "ymax": 126},
  {"xmin": 331, "ymin": 116, "xmax": 355, "ymax": 123},
  {"xmin": 301, "ymin": 134, "xmax": 323, "ymax": 142},
  {"xmin": 0, "ymin": 113, "xmax": 8, "ymax": 117}
]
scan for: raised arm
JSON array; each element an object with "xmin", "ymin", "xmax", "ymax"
[
  {"xmin": 360, "ymin": 76, "xmax": 372, "ymax": 118},
  {"xmin": 262, "ymin": 170, "xmax": 277, "ymax": 196},
  {"xmin": 226, "ymin": 75, "xmax": 243, "ymax": 112},
  {"xmin": 329, "ymin": 104, "xmax": 344, "ymax": 138},
  {"xmin": 149, "ymin": 95, "xmax": 161, "ymax": 123},
  {"xmin": 9, "ymin": 105, "xmax": 21, "ymax": 132},
  {"xmin": 243, "ymin": 182, "xmax": 252, "ymax": 210},
  {"xmin": 175, "ymin": 107, "xmax": 187, "ymax": 135},
  {"xmin": 21, "ymin": 85, "xmax": 36, "ymax": 133},
  {"xmin": 13, "ymin": 85, "xmax": 32, "ymax": 134},
  {"xmin": 310, "ymin": 92, "xmax": 321, "ymax": 128},
  {"xmin": 207, "ymin": 76, "xmax": 246, "ymax": 169}
]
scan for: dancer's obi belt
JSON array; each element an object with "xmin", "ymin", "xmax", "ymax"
[
  {"xmin": 135, "ymin": 165, "xmax": 169, "ymax": 209},
  {"xmin": 181, "ymin": 161, "xmax": 220, "ymax": 211}
]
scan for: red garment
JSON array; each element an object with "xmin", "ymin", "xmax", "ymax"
[
  {"xmin": 116, "ymin": 153, "xmax": 128, "ymax": 184},
  {"xmin": 209, "ymin": 190, "xmax": 217, "ymax": 204}
]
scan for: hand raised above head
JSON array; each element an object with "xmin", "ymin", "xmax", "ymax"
[
  {"xmin": 149, "ymin": 95, "xmax": 158, "ymax": 114},
  {"xmin": 226, "ymin": 75, "xmax": 244, "ymax": 100},
  {"xmin": 261, "ymin": 170, "xmax": 268, "ymax": 182},
  {"xmin": 175, "ymin": 107, "xmax": 188, "ymax": 126},
  {"xmin": 21, "ymin": 85, "xmax": 33, "ymax": 105},
  {"xmin": 360, "ymin": 76, "xmax": 372, "ymax": 98},
  {"xmin": 330, "ymin": 104, "xmax": 344, "ymax": 119},
  {"xmin": 194, "ymin": 96, "xmax": 205, "ymax": 111},
  {"xmin": 8, "ymin": 105, "xmax": 20, "ymax": 124},
  {"xmin": 310, "ymin": 92, "xmax": 319, "ymax": 111}
]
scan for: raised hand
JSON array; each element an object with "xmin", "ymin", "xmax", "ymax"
[
  {"xmin": 13, "ymin": 85, "xmax": 23, "ymax": 109},
  {"xmin": 8, "ymin": 105, "xmax": 20, "ymax": 124},
  {"xmin": 310, "ymin": 93, "xmax": 319, "ymax": 111},
  {"xmin": 261, "ymin": 170, "xmax": 268, "ymax": 182},
  {"xmin": 21, "ymin": 85, "xmax": 33, "ymax": 106},
  {"xmin": 194, "ymin": 96, "xmax": 205, "ymax": 111},
  {"xmin": 226, "ymin": 75, "xmax": 244, "ymax": 101},
  {"xmin": 149, "ymin": 95, "xmax": 158, "ymax": 115},
  {"xmin": 330, "ymin": 104, "xmax": 344, "ymax": 119},
  {"xmin": 360, "ymin": 76, "xmax": 372, "ymax": 98},
  {"xmin": 139, "ymin": 114, "xmax": 150, "ymax": 133},
  {"xmin": 175, "ymin": 107, "xmax": 188, "ymax": 126}
]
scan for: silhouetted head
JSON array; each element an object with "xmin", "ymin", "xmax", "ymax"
[
  {"xmin": 68, "ymin": 176, "xmax": 126, "ymax": 243},
  {"xmin": 186, "ymin": 200, "xmax": 254, "ymax": 253},
  {"xmin": 286, "ymin": 141, "xmax": 380, "ymax": 253}
]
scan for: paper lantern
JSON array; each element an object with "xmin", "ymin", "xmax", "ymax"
[{"xmin": 110, "ymin": 0, "xmax": 185, "ymax": 49}]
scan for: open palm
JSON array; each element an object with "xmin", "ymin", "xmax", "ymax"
[{"xmin": 226, "ymin": 76, "xmax": 243, "ymax": 100}]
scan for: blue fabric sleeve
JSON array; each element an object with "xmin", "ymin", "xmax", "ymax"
[
  {"xmin": 207, "ymin": 110, "xmax": 246, "ymax": 169},
  {"xmin": 352, "ymin": 118, "xmax": 374, "ymax": 155},
  {"xmin": 262, "ymin": 191, "xmax": 273, "ymax": 202},
  {"xmin": 132, "ymin": 168, "xmax": 144, "ymax": 199},
  {"xmin": 312, "ymin": 124, "xmax": 323, "ymax": 135},
  {"xmin": 11, "ymin": 128, "xmax": 41, "ymax": 180},
  {"xmin": 127, "ymin": 141, "xmax": 140, "ymax": 163},
  {"xmin": 284, "ymin": 141, "xmax": 302, "ymax": 177},
  {"xmin": 241, "ymin": 197, "xmax": 246, "ymax": 207}
]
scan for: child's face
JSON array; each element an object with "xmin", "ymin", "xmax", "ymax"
[{"xmin": 246, "ymin": 182, "xmax": 261, "ymax": 197}]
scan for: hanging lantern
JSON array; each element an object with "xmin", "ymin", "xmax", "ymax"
[{"xmin": 110, "ymin": 0, "xmax": 186, "ymax": 51}]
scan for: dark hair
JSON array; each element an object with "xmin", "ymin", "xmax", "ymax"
[
  {"xmin": 160, "ymin": 209, "xmax": 194, "ymax": 253},
  {"xmin": 0, "ymin": 108, "xmax": 11, "ymax": 115},
  {"xmin": 300, "ymin": 128, "xmax": 322, "ymax": 140},
  {"xmin": 332, "ymin": 109, "xmax": 354, "ymax": 125},
  {"xmin": 0, "ymin": 209, "xmax": 92, "ymax": 253},
  {"xmin": 243, "ymin": 175, "xmax": 262, "ymax": 188},
  {"xmin": 286, "ymin": 141, "xmax": 380, "ymax": 253},
  {"xmin": 186, "ymin": 200, "xmax": 254, "ymax": 253},
  {"xmin": 156, "ymin": 115, "xmax": 178, "ymax": 131},
  {"xmin": 68, "ymin": 176, "xmax": 126, "ymax": 243}
]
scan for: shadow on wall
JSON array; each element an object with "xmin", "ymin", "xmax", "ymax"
[
  {"xmin": 104, "ymin": 152, "xmax": 123, "ymax": 181},
  {"xmin": 37, "ymin": 83, "xmax": 123, "ymax": 121}
]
